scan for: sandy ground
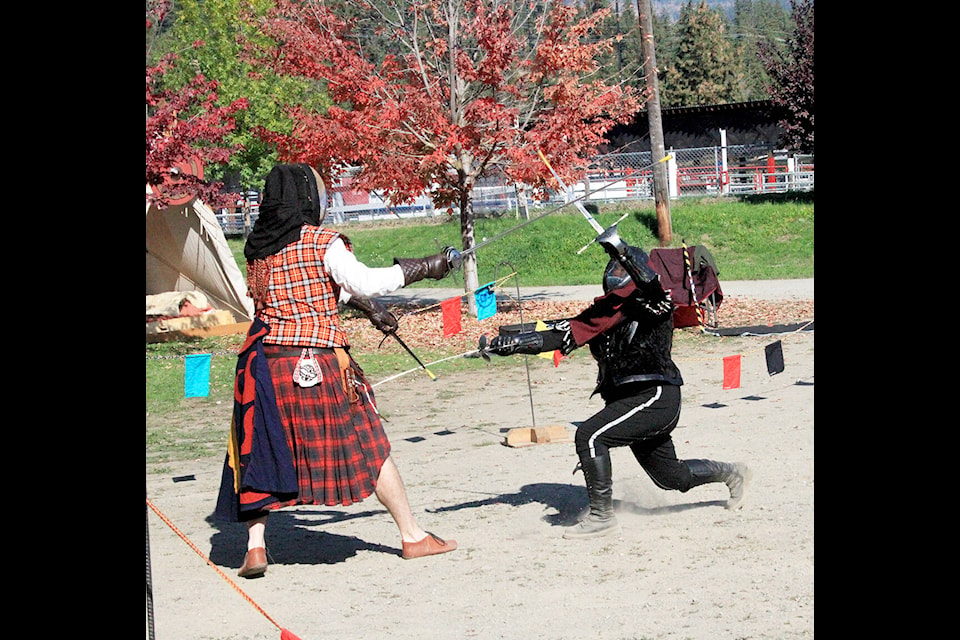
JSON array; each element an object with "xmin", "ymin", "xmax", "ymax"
[{"xmin": 146, "ymin": 295, "xmax": 814, "ymax": 640}]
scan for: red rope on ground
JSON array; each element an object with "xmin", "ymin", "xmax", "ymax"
[{"xmin": 146, "ymin": 498, "xmax": 303, "ymax": 640}]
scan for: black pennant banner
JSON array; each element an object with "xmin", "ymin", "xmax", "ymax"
[{"xmin": 765, "ymin": 340, "xmax": 785, "ymax": 376}]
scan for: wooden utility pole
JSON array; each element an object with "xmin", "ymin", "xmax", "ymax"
[{"xmin": 636, "ymin": 0, "xmax": 672, "ymax": 246}]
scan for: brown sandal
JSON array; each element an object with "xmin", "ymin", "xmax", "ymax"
[{"xmin": 401, "ymin": 532, "xmax": 458, "ymax": 559}]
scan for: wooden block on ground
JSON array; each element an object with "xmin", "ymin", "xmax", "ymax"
[
  {"xmin": 532, "ymin": 425, "xmax": 572, "ymax": 443},
  {"xmin": 504, "ymin": 425, "xmax": 571, "ymax": 447},
  {"xmin": 504, "ymin": 428, "xmax": 535, "ymax": 447}
]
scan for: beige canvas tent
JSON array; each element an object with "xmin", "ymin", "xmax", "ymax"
[{"xmin": 146, "ymin": 188, "xmax": 254, "ymax": 339}]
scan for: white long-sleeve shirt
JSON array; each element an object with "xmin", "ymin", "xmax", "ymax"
[{"xmin": 324, "ymin": 237, "xmax": 406, "ymax": 303}]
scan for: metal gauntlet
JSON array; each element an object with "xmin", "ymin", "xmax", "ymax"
[{"xmin": 596, "ymin": 226, "xmax": 659, "ymax": 285}]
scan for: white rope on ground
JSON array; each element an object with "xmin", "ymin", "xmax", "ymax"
[{"xmin": 370, "ymin": 350, "xmax": 480, "ymax": 387}]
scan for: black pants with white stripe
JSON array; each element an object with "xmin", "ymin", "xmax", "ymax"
[{"xmin": 575, "ymin": 383, "xmax": 696, "ymax": 492}]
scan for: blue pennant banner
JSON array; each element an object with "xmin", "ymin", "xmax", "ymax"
[{"xmin": 185, "ymin": 353, "xmax": 212, "ymax": 398}]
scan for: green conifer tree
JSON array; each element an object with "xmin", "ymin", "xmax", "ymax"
[
  {"xmin": 732, "ymin": 0, "xmax": 793, "ymax": 101},
  {"xmin": 659, "ymin": 1, "xmax": 745, "ymax": 106}
]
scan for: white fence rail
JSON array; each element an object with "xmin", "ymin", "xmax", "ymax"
[{"xmin": 216, "ymin": 144, "xmax": 814, "ymax": 235}]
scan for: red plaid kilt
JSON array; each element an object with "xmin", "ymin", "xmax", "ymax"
[{"xmin": 261, "ymin": 347, "xmax": 391, "ymax": 508}]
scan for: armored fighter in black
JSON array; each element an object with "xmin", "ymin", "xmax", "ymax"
[{"xmin": 481, "ymin": 230, "xmax": 751, "ymax": 539}]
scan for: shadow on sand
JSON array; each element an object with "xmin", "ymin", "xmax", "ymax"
[{"xmin": 207, "ymin": 482, "xmax": 724, "ymax": 569}]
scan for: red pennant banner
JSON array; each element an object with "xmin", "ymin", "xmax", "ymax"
[
  {"xmin": 722, "ymin": 355, "xmax": 741, "ymax": 389},
  {"xmin": 553, "ymin": 350, "xmax": 564, "ymax": 367},
  {"xmin": 441, "ymin": 297, "xmax": 462, "ymax": 337}
]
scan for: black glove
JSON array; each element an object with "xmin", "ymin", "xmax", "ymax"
[
  {"xmin": 346, "ymin": 296, "xmax": 398, "ymax": 334},
  {"xmin": 393, "ymin": 246, "xmax": 459, "ymax": 285},
  {"xmin": 479, "ymin": 322, "xmax": 575, "ymax": 359},
  {"xmin": 484, "ymin": 332, "xmax": 545, "ymax": 356}
]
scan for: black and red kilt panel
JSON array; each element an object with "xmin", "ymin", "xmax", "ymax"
[{"xmin": 262, "ymin": 347, "xmax": 391, "ymax": 508}]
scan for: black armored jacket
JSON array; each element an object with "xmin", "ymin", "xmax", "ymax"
[{"xmin": 567, "ymin": 280, "xmax": 683, "ymax": 399}]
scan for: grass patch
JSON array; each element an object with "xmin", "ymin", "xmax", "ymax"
[{"xmin": 229, "ymin": 192, "xmax": 813, "ymax": 283}]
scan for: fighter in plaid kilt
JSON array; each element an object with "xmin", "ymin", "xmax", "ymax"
[{"xmin": 215, "ymin": 163, "xmax": 459, "ymax": 578}]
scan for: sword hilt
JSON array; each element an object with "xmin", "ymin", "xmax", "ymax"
[{"xmin": 443, "ymin": 246, "xmax": 463, "ymax": 271}]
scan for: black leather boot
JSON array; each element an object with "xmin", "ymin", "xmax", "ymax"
[
  {"xmin": 563, "ymin": 453, "xmax": 620, "ymax": 539},
  {"xmin": 686, "ymin": 459, "xmax": 753, "ymax": 510}
]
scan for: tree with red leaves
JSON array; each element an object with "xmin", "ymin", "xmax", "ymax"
[
  {"xmin": 253, "ymin": 0, "xmax": 643, "ymax": 312},
  {"xmin": 146, "ymin": 0, "xmax": 249, "ymax": 209},
  {"xmin": 757, "ymin": 0, "xmax": 813, "ymax": 154}
]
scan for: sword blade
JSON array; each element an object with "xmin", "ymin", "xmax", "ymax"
[
  {"xmin": 456, "ymin": 152, "xmax": 670, "ymax": 260},
  {"xmin": 390, "ymin": 331, "xmax": 437, "ymax": 381},
  {"xmin": 537, "ymin": 149, "xmax": 604, "ymax": 234}
]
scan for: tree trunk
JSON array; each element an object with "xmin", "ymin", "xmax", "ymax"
[
  {"xmin": 637, "ymin": 0, "xmax": 672, "ymax": 246},
  {"xmin": 459, "ymin": 190, "xmax": 479, "ymax": 316}
]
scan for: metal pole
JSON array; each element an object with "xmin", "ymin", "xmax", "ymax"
[
  {"xmin": 146, "ymin": 487, "xmax": 156, "ymax": 640},
  {"xmin": 498, "ymin": 262, "xmax": 536, "ymax": 428}
]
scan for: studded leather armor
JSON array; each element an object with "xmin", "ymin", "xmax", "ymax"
[{"xmin": 588, "ymin": 296, "xmax": 683, "ymax": 399}]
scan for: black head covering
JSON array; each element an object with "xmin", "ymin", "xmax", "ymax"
[
  {"xmin": 602, "ymin": 245, "xmax": 648, "ymax": 294},
  {"xmin": 244, "ymin": 164, "xmax": 326, "ymax": 262}
]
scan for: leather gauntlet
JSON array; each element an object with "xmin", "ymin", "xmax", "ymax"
[
  {"xmin": 393, "ymin": 246, "xmax": 457, "ymax": 285},
  {"xmin": 346, "ymin": 296, "xmax": 398, "ymax": 334}
]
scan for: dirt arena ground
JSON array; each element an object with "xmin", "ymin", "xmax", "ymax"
[{"xmin": 146, "ymin": 284, "xmax": 813, "ymax": 640}]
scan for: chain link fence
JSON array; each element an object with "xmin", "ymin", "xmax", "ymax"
[{"xmin": 216, "ymin": 144, "xmax": 814, "ymax": 235}]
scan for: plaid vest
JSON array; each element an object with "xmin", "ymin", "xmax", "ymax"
[{"xmin": 255, "ymin": 227, "xmax": 351, "ymax": 348}]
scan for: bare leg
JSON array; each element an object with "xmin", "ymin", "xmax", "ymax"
[
  {"xmin": 246, "ymin": 515, "xmax": 267, "ymax": 550},
  {"xmin": 375, "ymin": 455, "xmax": 458, "ymax": 558},
  {"xmin": 374, "ymin": 455, "xmax": 428, "ymax": 543},
  {"xmin": 239, "ymin": 514, "xmax": 269, "ymax": 578}
]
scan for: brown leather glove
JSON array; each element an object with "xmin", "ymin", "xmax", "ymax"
[
  {"xmin": 345, "ymin": 296, "xmax": 398, "ymax": 334},
  {"xmin": 393, "ymin": 247, "xmax": 456, "ymax": 285}
]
